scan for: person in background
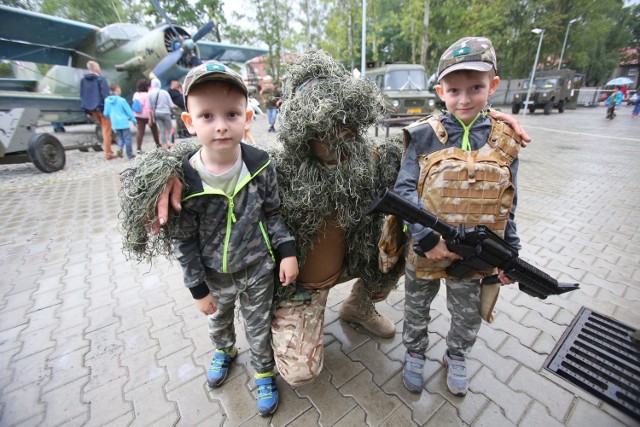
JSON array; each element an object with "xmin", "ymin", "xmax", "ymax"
[
  {"xmin": 168, "ymin": 79, "xmax": 189, "ymax": 138},
  {"xmin": 103, "ymin": 83, "xmax": 137, "ymax": 159},
  {"xmin": 605, "ymin": 86, "xmax": 623, "ymax": 119},
  {"xmin": 80, "ymin": 61, "xmax": 115, "ymax": 159},
  {"xmin": 260, "ymin": 76, "xmax": 282, "ymax": 133},
  {"xmin": 132, "ymin": 79, "xmax": 160, "ymax": 153},
  {"xmin": 148, "ymin": 78, "xmax": 176, "ymax": 149}
]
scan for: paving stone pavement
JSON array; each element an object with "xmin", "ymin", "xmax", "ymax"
[{"xmin": 1, "ymin": 106, "xmax": 639, "ymax": 426}]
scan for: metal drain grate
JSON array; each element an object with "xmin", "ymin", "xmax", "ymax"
[{"xmin": 544, "ymin": 307, "xmax": 640, "ymax": 420}]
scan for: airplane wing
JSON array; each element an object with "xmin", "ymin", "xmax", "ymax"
[
  {"xmin": 0, "ymin": 5, "xmax": 98, "ymax": 66},
  {"xmin": 196, "ymin": 41, "xmax": 268, "ymax": 63}
]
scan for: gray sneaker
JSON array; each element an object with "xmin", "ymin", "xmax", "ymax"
[
  {"xmin": 403, "ymin": 351, "xmax": 425, "ymax": 393},
  {"xmin": 443, "ymin": 351, "xmax": 468, "ymax": 396}
]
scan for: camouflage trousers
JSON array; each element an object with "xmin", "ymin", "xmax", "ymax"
[
  {"xmin": 271, "ymin": 288, "xmax": 329, "ymax": 387},
  {"xmin": 403, "ymin": 267, "xmax": 482, "ymax": 356},
  {"xmin": 204, "ymin": 256, "xmax": 275, "ymax": 373}
]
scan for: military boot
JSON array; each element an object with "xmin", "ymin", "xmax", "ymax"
[{"xmin": 339, "ymin": 280, "xmax": 395, "ymax": 338}]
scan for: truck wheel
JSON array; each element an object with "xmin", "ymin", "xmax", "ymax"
[
  {"xmin": 27, "ymin": 133, "xmax": 66, "ymax": 173},
  {"xmin": 558, "ymin": 101, "xmax": 565, "ymax": 113},
  {"xmin": 529, "ymin": 106, "xmax": 536, "ymax": 114},
  {"xmin": 512, "ymin": 103, "xmax": 521, "ymax": 114},
  {"xmin": 544, "ymin": 101, "xmax": 553, "ymax": 115}
]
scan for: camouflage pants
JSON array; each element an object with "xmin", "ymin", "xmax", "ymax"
[
  {"xmin": 271, "ymin": 288, "xmax": 329, "ymax": 387},
  {"xmin": 204, "ymin": 256, "xmax": 275, "ymax": 373},
  {"xmin": 403, "ymin": 268, "xmax": 482, "ymax": 356}
]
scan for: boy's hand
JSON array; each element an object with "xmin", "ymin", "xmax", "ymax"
[
  {"xmin": 497, "ymin": 270, "xmax": 515, "ymax": 285},
  {"xmin": 279, "ymin": 256, "xmax": 299, "ymax": 286},
  {"xmin": 149, "ymin": 175, "xmax": 183, "ymax": 235},
  {"xmin": 487, "ymin": 110, "xmax": 532, "ymax": 147},
  {"xmin": 425, "ymin": 238, "xmax": 461, "ymax": 261},
  {"xmin": 194, "ymin": 294, "xmax": 217, "ymax": 315}
]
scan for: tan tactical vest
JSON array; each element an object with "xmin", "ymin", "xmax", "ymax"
[{"xmin": 405, "ymin": 115, "xmax": 521, "ymax": 280}]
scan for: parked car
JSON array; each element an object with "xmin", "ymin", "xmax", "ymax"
[{"xmin": 626, "ymin": 92, "xmax": 637, "ymax": 106}]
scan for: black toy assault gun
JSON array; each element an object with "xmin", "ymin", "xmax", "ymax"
[{"xmin": 366, "ymin": 188, "xmax": 579, "ymax": 299}]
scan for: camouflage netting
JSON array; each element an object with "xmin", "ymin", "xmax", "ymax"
[{"xmin": 119, "ymin": 141, "xmax": 199, "ymax": 263}]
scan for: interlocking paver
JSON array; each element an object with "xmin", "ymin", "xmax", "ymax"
[
  {"xmin": 339, "ymin": 369, "xmax": 403, "ymax": 426},
  {"xmin": 296, "ymin": 370, "xmax": 358, "ymax": 425},
  {"xmin": 1, "ymin": 108, "xmax": 638, "ymax": 427},
  {"xmin": 323, "ymin": 340, "xmax": 365, "ymax": 388},
  {"xmin": 508, "ymin": 366, "xmax": 574, "ymax": 420}
]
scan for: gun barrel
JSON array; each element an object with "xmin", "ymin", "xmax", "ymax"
[{"xmin": 366, "ymin": 189, "xmax": 458, "ymax": 238}]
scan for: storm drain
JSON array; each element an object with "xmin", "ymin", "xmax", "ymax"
[{"xmin": 544, "ymin": 307, "xmax": 640, "ymax": 421}]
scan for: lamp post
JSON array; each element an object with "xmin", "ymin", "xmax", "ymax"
[
  {"xmin": 558, "ymin": 18, "xmax": 580, "ymax": 70},
  {"xmin": 523, "ymin": 28, "xmax": 544, "ymax": 116},
  {"xmin": 361, "ymin": 0, "xmax": 367, "ymax": 77}
]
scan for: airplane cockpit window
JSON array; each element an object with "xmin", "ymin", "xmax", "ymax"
[{"xmin": 96, "ymin": 24, "xmax": 147, "ymax": 53}]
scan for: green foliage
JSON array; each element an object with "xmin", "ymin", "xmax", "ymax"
[{"xmin": 0, "ymin": 62, "xmax": 13, "ymax": 78}]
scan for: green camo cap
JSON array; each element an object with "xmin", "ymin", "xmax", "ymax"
[
  {"xmin": 437, "ymin": 37, "xmax": 497, "ymax": 81},
  {"xmin": 182, "ymin": 61, "xmax": 248, "ymax": 108}
]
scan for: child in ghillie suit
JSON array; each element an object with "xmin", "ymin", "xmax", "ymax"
[
  {"xmin": 394, "ymin": 37, "xmax": 522, "ymax": 396},
  {"xmin": 174, "ymin": 62, "xmax": 298, "ymax": 416},
  {"xmin": 103, "ymin": 83, "xmax": 137, "ymax": 159}
]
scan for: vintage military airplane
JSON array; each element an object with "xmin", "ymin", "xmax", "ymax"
[{"xmin": 0, "ymin": 3, "xmax": 266, "ymax": 172}]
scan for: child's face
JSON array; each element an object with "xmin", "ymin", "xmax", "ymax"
[
  {"xmin": 436, "ymin": 71, "xmax": 500, "ymax": 125},
  {"xmin": 114, "ymin": 87, "xmax": 121, "ymax": 95},
  {"xmin": 182, "ymin": 81, "xmax": 249, "ymax": 156}
]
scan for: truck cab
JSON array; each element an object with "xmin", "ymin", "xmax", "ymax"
[
  {"xmin": 512, "ymin": 69, "xmax": 583, "ymax": 115},
  {"xmin": 366, "ymin": 63, "xmax": 436, "ymax": 117}
]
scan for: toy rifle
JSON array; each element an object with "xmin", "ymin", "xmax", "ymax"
[{"xmin": 366, "ymin": 188, "xmax": 579, "ymax": 299}]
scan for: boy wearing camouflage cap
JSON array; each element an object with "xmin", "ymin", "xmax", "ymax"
[
  {"xmin": 174, "ymin": 61, "xmax": 299, "ymax": 416},
  {"xmin": 394, "ymin": 37, "xmax": 522, "ymax": 396}
]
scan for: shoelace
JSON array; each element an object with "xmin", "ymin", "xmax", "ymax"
[
  {"xmin": 257, "ymin": 382, "xmax": 274, "ymax": 398},
  {"xmin": 209, "ymin": 355, "xmax": 228, "ymax": 372}
]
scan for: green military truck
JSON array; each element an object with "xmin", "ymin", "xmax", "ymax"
[
  {"xmin": 511, "ymin": 69, "xmax": 583, "ymax": 115},
  {"xmin": 366, "ymin": 63, "xmax": 436, "ymax": 117}
]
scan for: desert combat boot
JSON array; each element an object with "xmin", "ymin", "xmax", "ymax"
[{"xmin": 339, "ymin": 280, "xmax": 395, "ymax": 338}]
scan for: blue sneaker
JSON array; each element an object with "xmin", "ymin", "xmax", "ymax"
[
  {"xmin": 255, "ymin": 371, "xmax": 278, "ymax": 416},
  {"xmin": 443, "ymin": 350, "xmax": 468, "ymax": 396},
  {"xmin": 403, "ymin": 351, "xmax": 426, "ymax": 393},
  {"xmin": 207, "ymin": 346, "xmax": 236, "ymax": 388}
]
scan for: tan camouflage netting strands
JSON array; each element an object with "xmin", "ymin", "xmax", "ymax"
[{"xmin": 119, "ymin": 141, "xmax": 199, "ymax": 263}]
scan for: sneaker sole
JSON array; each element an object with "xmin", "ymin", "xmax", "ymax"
[
  {"xmin": 402, "ymin": 376, "xmax": 423, "ymax": 393},
  {"xmin": 258, "ymin": 400, "xmax": 278, "ymax": 417}
]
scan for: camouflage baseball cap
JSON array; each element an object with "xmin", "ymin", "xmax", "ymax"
[
  {"xmin": 437, "ymin": 37, "xmax": 497, "ymax": 81},
  {"xmin": 182, "ymin": 61, "xmax": 248, "ymax": 108}
]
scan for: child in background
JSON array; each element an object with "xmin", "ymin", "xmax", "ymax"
[{"xmin": 103, "ymin": 83, "xmax": 137, "ymax": 159}]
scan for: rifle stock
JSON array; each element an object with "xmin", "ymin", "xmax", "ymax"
[{"xmin": 367, "ymin": 188, "xmax": 580, "ymax": 299}]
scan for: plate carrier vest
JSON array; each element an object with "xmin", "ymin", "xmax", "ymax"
[{"xmin": 404, "ymin": 115, "xmax": 521, "ymax": 280}]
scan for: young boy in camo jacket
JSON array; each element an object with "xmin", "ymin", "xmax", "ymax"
[
  {"xmin": 394, "ymin": 37, "xmax": 521, "ymax": 396},
  {"xmin": 173, "ymin": 61, "xmax": 298, "ymax": 416}
]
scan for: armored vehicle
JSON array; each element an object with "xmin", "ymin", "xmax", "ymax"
[
  {"xmin": 366, "ymin": 63, "xmax": 436, "ymax": 117},
  {"xmin": 512, "ymin": 69, "xmax": 583, "ymax": 115}
]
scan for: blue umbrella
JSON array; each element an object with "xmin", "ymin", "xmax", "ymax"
[{"xmin": 606, "ymin": 77, "xmax": 634, "ymax": 86}]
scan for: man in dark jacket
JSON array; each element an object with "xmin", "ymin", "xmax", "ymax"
[
  {"xmin": 80, "ymin": 61, "xmax": 115, "ymax": 159},
  {"xmin": 168, "ymin": 79, "xmax": 189, "ymax": 138}
]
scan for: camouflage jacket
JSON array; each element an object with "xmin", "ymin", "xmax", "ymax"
[
  {"xmin": 172, "ymin": 143, "xmax": 296, "ymax": 298},
  {"xmin": 394, "ymin": 112, "xmax": 521, "ymax": 252}
]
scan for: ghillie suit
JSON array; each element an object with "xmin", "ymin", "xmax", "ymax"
[{"xmin": 119, "ymin": 50, "xmax": 404, "ymax": 387}]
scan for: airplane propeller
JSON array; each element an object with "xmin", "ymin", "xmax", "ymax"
[{"xmin": 150, "ymin": 0, "xmax": 214, "ymax": 78}]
